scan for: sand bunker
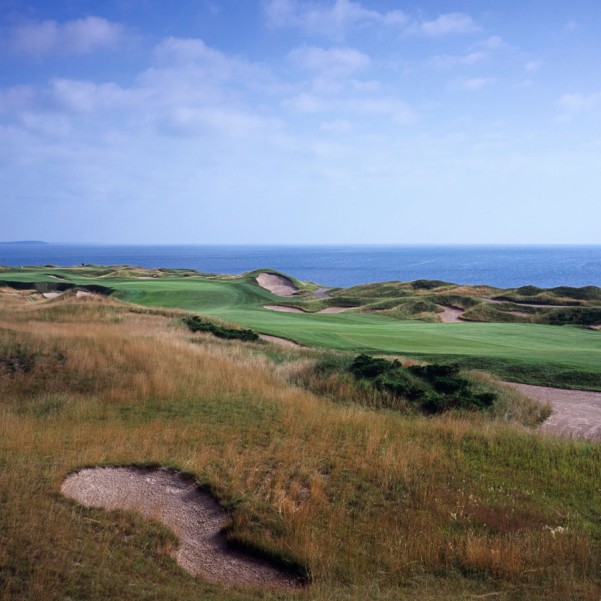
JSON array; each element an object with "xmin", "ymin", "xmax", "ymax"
[
  {"xmin": 42, "ymin": 291, "xmax": 64, "ymax": 299},
  {"xmin": 61, "ymin": 467, "xmax": 304, "ymax": 590},
  {"xmin": 438, "ymin": 306, "xmax": 464, "ymax": 323},
  {"xmin": 264, "ymin": 305, "xmax": 347, "ymax": 315},
  {"xmin": 505, "ymin": 383, "xmax": 601, "ymax": 441},
  {"xmin": 258, "ymin": 334, "xmax": 302, "ymax": 348},
  {"xmin": 256, "ymin": 273, "xmax": 298, "ymax": 297},
  {"xmin": 313, "ymin": 287, "xmax": 331, "ymax": 299},
  {"xmin": 264, "ymin": 305, "xmax": 305, "ymax": 314}
]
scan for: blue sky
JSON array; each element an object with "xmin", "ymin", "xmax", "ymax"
[{"xmin": 1, "ymin": 0, "xmax": 600, "ymax": 244}]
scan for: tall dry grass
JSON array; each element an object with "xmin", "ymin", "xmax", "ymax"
[{"xmin": 1, "ymin": 294, "xmax": 600, "ymax": 601}]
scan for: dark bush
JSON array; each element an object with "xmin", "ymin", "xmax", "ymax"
[
  {"xmin": 183, "ymin": 316, "xmax": 259, "ymax": 341},
  {"xmin": 412, "ymin": 279, "xmax": 450, "ymax": 290},
  {"xmin": 348, "ymin": 355, "xmax": 496, "ymax": 415},
  {"xmin": 547, "ymin": 307, "xmax": 601, "ymax": 326}
]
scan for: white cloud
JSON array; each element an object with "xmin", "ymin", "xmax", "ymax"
[
  {"xmin": 284, "ymin": 91, "xmax": 416, "ymax": 123},
  {"xmin": 525, "ymin": 60, "xmax": 542, "ymax": 72},
  {"xmin": 460, "ymin": 77, "xmax": 495, "ymax": 91},
  {"xmin": 9, "ymin": 16, "xmax": 124, "ymax": 56},
  {"xmin": 264, "ymin": 0, "xmax": 407, "ymax": 37},
  {"xmin": 558, "ymin": 92, "xmax": 601, "ymax": 115},
  {"xmin": 416, "ymin": 13, "xmax": 480, "ymax": 37},
  {"xmin": 475, "ymin": 36, "xmax": 504, "ymax": 50},
  {"xmin": 430, "ymin": 37, "xmax": 503, "ymax": 69},
  {"xmin": 431, "ymin": 51, "xmax": 486, "ymax": 68},
  {"xmin": 321, "ymin": 119, "xmax": 352, "ymax": 133},
  {"xmin": 50, "ymin": 79, "xmax": 136, "ymax": 113},
  {"xmin": 288, "ymin": 45, "xmax": 370, "ymax": 76}
]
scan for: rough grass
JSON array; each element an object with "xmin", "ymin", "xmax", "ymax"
[{"xmin": 1, "ymin": 294, "xmax": 600, "ymax": 600}]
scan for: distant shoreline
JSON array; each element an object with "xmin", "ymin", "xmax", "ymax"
[{"xmin": 1, "ymin": 244, "xmax": 600, "ymax": 289}]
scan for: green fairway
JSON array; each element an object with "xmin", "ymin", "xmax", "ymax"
[{"xmin": 3, "ymin": 267, "xmax": 601, "ymax": 382}]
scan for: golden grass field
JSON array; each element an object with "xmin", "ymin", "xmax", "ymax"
[{"xmin": 1, "ymin": 289, "xmax": 600, "ymax": 600}]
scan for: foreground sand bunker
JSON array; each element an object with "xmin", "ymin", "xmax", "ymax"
[{"xmin": 61, "ymin": 467, "xmax": 304, "ymax": 590}]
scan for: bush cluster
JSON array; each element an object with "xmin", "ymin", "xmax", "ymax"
[
  {"xmin": 349, "ymin": 354, "xmax": 496, "ymax": 414},
  {"xmin": 183, "ymin": 316, "xmax": 259, "ymax": 342}
]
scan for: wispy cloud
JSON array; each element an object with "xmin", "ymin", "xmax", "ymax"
[
  {"xmin": 459, "ymin": 77, "xmax": 495, "ymax": 91},
  {"xmin": 288, "ymin": 45, "xmax": 370, "ymax": 76},
  {"xmin": 9, "ymin": 16, "xmax": 124, "ymax": 57},
  {"xmin": 429, "ymin": 37, "xmax": 503, "ymax": 69},
  {"xmin": 413, "ymin": 13, "xmax": 480, "ymax": 37},
  {"xmin": 558, "ymin": 92, "xmax": 601, "ymax": 118},
  {"xmin": 264, "ymin": 0, "xmax": 407, "ymax": 38}
]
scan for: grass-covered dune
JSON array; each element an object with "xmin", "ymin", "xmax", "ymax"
[
  {"xmin": 1, "ymin": 265, "xmax": 600, "ymax": 390},
  {"xmin": 1, "ymin": 288, "xmax": 600, "ymax": 600}
]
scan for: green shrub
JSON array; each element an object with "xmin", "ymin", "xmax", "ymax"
[
  {"xmin": 348, "ymin": 355, "xmax": 496, "ymax": 415},
  {"xmin": 183, "ymin": 316, "xmax": 259, "ymax": 341}
]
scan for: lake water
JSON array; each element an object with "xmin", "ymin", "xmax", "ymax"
[{"xmin": 1, "ymin": 244, "xmax": 601, "ymax": 289}]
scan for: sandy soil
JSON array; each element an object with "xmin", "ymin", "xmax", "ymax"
[
  {"xmin": 263, "ymin": 305, "xmax": 346, "ymax": 314},
  {"xmin": 505, "ymin": 382, "xmax": 601, "ymax": 441},
  {"xmin": 61, "ymin": 467, "xmax": 304, "ymax": 590},
  {"xmin": 438, "ymin": 306, "xmax": 465, "ymax": 323},
  {"xmin": 256, "ymin": 273, "xmax": 298, "ymax": 297},
  {"xmin": 313, "ymin": 287, "xmax": 331, "ymax": 299},
  {"xmin": 264, "ymin": 305, "xmax": 305, "ymax": 313},
  {"xmin": 258, "ymin": 334, "xmax": 302, "ymax": 348}
]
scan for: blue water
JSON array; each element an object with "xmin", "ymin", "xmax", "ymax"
[{"xmin": 1, "ymin": 244, "xmax": 601, "ymax": 289}]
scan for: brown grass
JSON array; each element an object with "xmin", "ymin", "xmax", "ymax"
[{"xmin": 0, "ymin": 294, "xmax": 600, "ymax": 601}]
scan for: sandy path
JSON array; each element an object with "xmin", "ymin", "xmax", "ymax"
[
  {"xmin": 256, "ymin": 273, "xmax": 298, "ymax": 297},
  {"xmin": 438, "ymin": 306, "xmax": 464, "ymax": 323},
  {"xmin": 62, "ymin": 467, "xmax": 303, "ymax": 589},
  {"xmin": 505, "ymin": 382, "xmax": 601, "ymax": 441},
  {"xmin": 259, "ymin": 334, "xmax": 302, "ymax": 348}
]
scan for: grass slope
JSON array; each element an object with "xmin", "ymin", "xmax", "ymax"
[{"xmin": 1, "ymin": 293, "xmax": 600, "ymax": 600}]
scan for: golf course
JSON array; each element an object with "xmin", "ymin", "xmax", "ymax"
[
  {"xmin": 2, "ymin": 265, "xmax": 600, "ymax": 388},
  {"xmin": 2, "ymin": 263, "xmax": 601, "ymax": 601}
]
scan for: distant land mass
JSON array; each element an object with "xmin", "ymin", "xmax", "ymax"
[{"xmin": 0, "ymin": 240, "xmax": 48, "ymax": 245}]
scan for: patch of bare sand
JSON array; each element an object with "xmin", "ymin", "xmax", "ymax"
[
  {"xmin": 264, "ymin": 305, "xmax": 305, "ymax": 314},
  {"xmin": 313, "ymin": 287, "xmax": 330, "ymax": 298},
  {"xmin": 504, "ymin": 382, "xmax": 601, "ymax": 441},
  {"xmin": 258, "ymin": 334, "xmax": 302, "ymax": 348},
  {"xmin": 263, "ymin": 305, "xmax": 347, "ymax": 314},
  {"xmin": 256, "ymin": 273, "xmax": 298, "ymax": 297},
  {"xmin": 438, "ymin": 306, "xmax": 464, "ymax": 323},
  {"xmin": 42, "ymin": 291, "xmax": 64, "ymax": 299},
  {"xmin": 62, "ymin": 467, "xmax": 304, "ymax": 590}
]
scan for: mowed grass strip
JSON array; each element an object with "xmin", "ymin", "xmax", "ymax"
[{"xmin": 0, "ymin": 295, "xmax": 600, "ymax": 600}]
